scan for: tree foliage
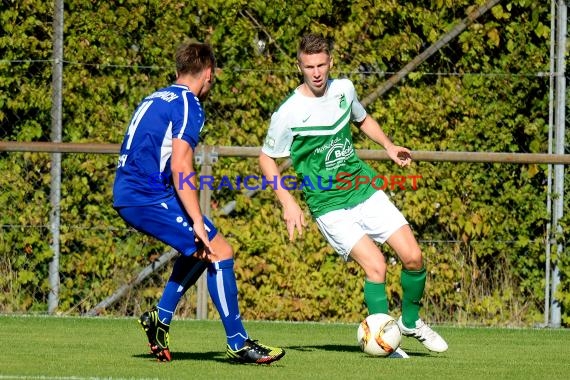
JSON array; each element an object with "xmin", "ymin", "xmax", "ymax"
[{"xmin": 0, "ymin": 0, "xmax": 568, "ymax": 326}]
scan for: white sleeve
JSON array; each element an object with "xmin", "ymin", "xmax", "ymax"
[
  {"xmin": 261, "ymin": 109, "xmax": 293, "ymax": 158},
  {"xmin": 349, "ymin": 82, "xmax": 367, "ymax": 123}
]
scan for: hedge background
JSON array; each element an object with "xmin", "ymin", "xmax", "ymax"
[{"xmin": 1, "ymin": 0, "xmax": 569, "ymax": 326}]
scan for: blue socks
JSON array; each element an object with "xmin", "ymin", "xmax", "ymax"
[
  {"xmin": 157, "ymin": 255, "xmax": 208, "ymax": 324},
  {"xmin": 207, "ymin": 258, "xmax": 248, "ymax": 350},
  {"xmin": 156, "ymin": 256, "xmax": 248, "ymax": 350}
]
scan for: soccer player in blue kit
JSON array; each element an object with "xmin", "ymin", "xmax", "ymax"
[{"xmin": 113, "ymin": 40, "xmax": 284, "ymax": 364}]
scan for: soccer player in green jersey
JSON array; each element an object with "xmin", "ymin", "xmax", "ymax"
[{"xmin": 259, "ymin": 33, "xmax": 448, "ymax": 358}]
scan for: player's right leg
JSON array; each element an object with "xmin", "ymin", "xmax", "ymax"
[
  {"xmin": 388, "ymin": 347, "xmax": 410, "ymax": 359},
  {"xmin": 138, "ymin": 307, "xmax": 171, "ymax": 361},
  {"xmin": 136, "ymin": 255, "xmax": 208, "ymax": 361},
  {"xmin": 316, "ymin": 207, "xmax": 391, "ymax": 314},
  {"xmin": 349, "ymin": 235, "xmax": 412, "ymax": 358},
  {"xmin": 348, "ymin": 235, "xmax": 392, "ymax": 314}
]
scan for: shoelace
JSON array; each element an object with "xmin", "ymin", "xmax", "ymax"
[{"xmin": 248, "ymin": 341, "xmax": 265, "ymax": 353}]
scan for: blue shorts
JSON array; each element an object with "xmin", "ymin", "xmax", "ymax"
[{"xmin": 116, "ymin": 195, "xmax": 218, "ymax": 256}]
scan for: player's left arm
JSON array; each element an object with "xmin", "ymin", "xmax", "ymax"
[{"xmin": 356, "ymin": 115, "xmax": 412, "ymax": 168}]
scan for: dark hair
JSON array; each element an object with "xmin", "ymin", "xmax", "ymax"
[
  {"xmin": 175, "ymin": 41, "xmax": 216, "ymax": 76},
  {"xmin": 297, "ymin": 33, "xmax": 331, "ymax": 60}
]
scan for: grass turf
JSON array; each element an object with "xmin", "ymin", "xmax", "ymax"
[{"xmin": 0, "ymin": 315, "xmax": 569, "ymax": 380}]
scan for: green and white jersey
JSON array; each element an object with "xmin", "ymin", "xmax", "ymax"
[{"xmin": 262, "ymin": 78, "xmax": 379, "ymax": 217}]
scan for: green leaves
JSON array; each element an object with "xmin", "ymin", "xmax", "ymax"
[{"xmin": 0, "ymin": 0, "xmax": 566, "ymax": 326}]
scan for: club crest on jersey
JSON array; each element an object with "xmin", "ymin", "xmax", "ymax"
[{"xmin": 338, "ymin": 93, "xmax": 346, "ymax": 109}]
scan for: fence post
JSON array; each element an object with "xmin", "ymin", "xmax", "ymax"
[
  {"xmin": 195, "ymin": 145, "xmax": 218, "ymax": 319},
  {"xmin": 48, "ymin": 0, "xmax": 64, "ymax": 314},
  {"xmin": 549, "ymin": 0, "xmax": 567, "ymax": 328}
]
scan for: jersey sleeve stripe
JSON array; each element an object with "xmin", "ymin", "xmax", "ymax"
[{"xmin": 178, "ymin": 90, "xmax": 190, "ymax": 139}]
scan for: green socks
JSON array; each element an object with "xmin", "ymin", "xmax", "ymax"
[
  {"xmin": 364, "ymin": 279, "xmax": 389, "ymax": 314},
  {"xmin": 400, "ymin": 267, "xmax": 427, "ymax": 328},
  {"xmin": 363, "ymin": 267, "xmax": 427, "ymax": 326}
]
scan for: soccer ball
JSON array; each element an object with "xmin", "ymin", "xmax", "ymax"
[{"xmin": 357, "ymin": 313, "xmax": 402, "ymax": 356}]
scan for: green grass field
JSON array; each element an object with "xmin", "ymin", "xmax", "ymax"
[{"xmin": 1, "ymin": 315, "xmax": 569, "ymax": 380}]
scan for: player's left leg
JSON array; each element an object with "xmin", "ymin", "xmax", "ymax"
[
  {"xmin": 206, "ymin": 233, "xmax": 285, "ymax": 364},
  {"xmin": 117, "ymin": 199, "xmax": 216, "ymax": 361},
  {"xmin": 387, "ymin": 225, "xmax": 448, "ymax": 353},
  {"xmin": 385, "ymin": 224, "xmax": 423, "ymax": 324}
]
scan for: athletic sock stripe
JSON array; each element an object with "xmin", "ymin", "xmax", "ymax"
[{"xmin": 216, "ymin": 268, "xmax": 229, "ymax": 317}]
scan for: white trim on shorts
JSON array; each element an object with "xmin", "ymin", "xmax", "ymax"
[{"xmin": 315, "ymin": 190, "xmax": 408, "ymax": 261}]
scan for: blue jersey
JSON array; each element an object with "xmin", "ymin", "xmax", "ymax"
[{"xmin": 113, "ymin": 84, "xmax": 205, "ymax": 207}]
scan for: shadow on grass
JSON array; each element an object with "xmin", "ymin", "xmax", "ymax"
[
  {"xmin": 133, "ymin": 351, "xmax": 291, "ymax": 366},
  {"xmin": 133, "ymin": 344, "xmax": 433, "ymax": 362},
  {"xmin": 283, "ymin": 344, "xmax": 433, "ymax": 358},
  {"xmin": 133, "ymin": 351, "xmax": 226, "ymax": 362},
  {"xmin": 283, "ymin": 344, "xmax": 361, "ymax": 353}
]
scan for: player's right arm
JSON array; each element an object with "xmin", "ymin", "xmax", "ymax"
[
  {"xmin": 259, "ymin": 152, "xmax": 306, "ymax": 241},
  {"xmin": 171, "ymin": 138, "xmax": 212, "ymax": 253},
  {"xmin": 260, "ymin": 105, "xmax": 307, "ymax": 241}
]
